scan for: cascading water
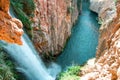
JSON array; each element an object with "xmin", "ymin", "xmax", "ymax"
[
  {"xmin": 0, "ymin": 8, "xmax": 61, "ymax": 80},
  {"xmin": 1, "ymin": 34, "xmax": 58, "ymax": 80}
]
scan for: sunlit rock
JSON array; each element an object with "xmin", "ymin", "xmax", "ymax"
[{"xmin": 0, "ymin": 0, "xmax": 23, "ymax": 45}]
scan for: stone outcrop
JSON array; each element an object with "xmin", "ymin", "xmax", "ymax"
[
  {"xmin": 81, "ymin": 0, "xmax": 120, "ymax": 80},
  {"xmin": 32, "ymin": 0, "xmax": 79, "ymax": 56},
  {"xmin": 90, "ymin": 0, "xmax": 116, "ymax": 30},
  {"xmin": 0, "ymin": 0, "xmax": 23, "ymax": 45},
  {"xmin": 90, "ymin": 0, "xmax": 117, "ymax": 60}
]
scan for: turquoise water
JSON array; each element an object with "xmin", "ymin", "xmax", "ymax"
[{"xmin": 57, "ymin": 0, "xmax": 100, "ymax": 68}]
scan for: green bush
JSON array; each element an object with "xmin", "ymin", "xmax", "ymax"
[
  {"xmin": 0, "ymin": 51, "xmax": 16, "ymax": 80},
  {"xmin": 57, "ymin": 65, "xmax": 81, "ymax": 80}
]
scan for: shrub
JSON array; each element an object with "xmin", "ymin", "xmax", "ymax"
[
  {"xmin": 0, "ymin": 51, "xmax": 16, "ymax": 80},
  {"xmin": 57, "ymin": 65, "xmax": 81, "ymax": 80}
]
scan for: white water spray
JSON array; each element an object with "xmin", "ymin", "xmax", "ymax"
[{"xmin": 1, "ymin": 34, "xmax": 61, "ymax": 80}]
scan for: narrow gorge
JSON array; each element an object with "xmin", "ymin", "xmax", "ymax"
[
  {"xmin": 0, "ymin": 0, "xmax": 120, "ymax": 80},
  {"xmin": 57, "ymin": 0, "xmax": 99, "ymax": 68}
]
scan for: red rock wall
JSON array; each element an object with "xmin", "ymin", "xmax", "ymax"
[
  {"xmin": 32, "ymin": 0, "xmax": 79, "ymax": 56},
  {"xmin": 0, "ymin": 0, "xmax": 23, "ymax": 45}
]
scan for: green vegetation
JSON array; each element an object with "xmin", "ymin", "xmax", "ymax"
[
  {"xmin": 0, "ymin": 52, "xmax": 16, "ymax": 80},
  {"xmin": 0, "ymin": 46, "xmax": 26, "ymax": 80},
  {"xmin": 57, "ymin": 65, "xmax": 81, "ymax": 80},
  {"xmin": 0, "ymin": 47, "xmax": 15, "ymax": 80},
  {"xmin": 10, "ymin": 0, "xmax": 35, "ymax": 39}
]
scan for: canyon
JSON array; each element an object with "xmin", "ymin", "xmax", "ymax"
[{"xmin": 1, "ymin": 0, "xmax": 120, "ymax": 80}]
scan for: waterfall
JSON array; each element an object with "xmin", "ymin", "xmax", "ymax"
[
  {"xmin": 1, "ymin": 34, "xmax": 59, "ymax": 80},
  {"xmin": 0, "ymin": 8, "xmax": 61, "ymax": 80}
]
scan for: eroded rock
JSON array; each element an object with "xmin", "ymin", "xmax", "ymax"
[{"xmin": 0, "ymin": 0, "xmax": 23, "ymax": 45}]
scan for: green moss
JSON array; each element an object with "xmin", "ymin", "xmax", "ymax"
[
  {"xmin": 10, "ymin": 0, "xmax": 35, "ymax": 39},
  {"xmin": 57, "ymin": 65, "xmax": 81, "ymax": 80}
]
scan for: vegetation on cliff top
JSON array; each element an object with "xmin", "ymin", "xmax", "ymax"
[
  {"xmin": 57, "ymin": 65, "xmax": 81, "ymax": 80},
  {"xmin": 10, "ymin": 0, "xmax": 35, "ymax": 39}
]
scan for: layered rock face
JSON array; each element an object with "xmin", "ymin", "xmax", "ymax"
[
  {"xmin": 32, "ymin": 0, "xmax": 79, "ymax": 56},
  {"xmin": 81, "ymin": 0, "xmax": 120, "ymax": 80},
  {"xmin": 0, "ymin": 0, "xmax": 23, "ymax": 45}
]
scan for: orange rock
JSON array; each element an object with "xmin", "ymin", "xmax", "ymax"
[
  {"xmin": 0, "ymin": 0, "xmax": 10, "ymax": 12},
  {"xmin": 0, "ymin": 0, "xmax": 23, "ymax": 45}
]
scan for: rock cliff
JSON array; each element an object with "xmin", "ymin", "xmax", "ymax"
[
  {"xmin": 81, "ymin": 0, "xmax": 120, "ymax": 79},
  {"xmin": 0, "ymin": 0, "xmax": 23, "ymax": 45},
  {"xmin": 32, "ymin": 0, "xmax": 79, "ymax": 56}
]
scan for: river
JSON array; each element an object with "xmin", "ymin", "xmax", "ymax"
[{"xmin": 57, "ymin": 0, "xmax": 100, "ymax": 68}]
